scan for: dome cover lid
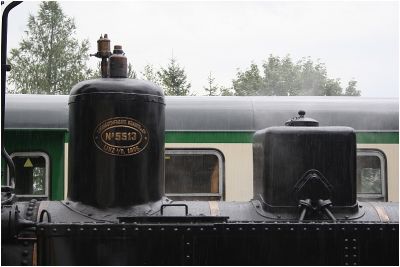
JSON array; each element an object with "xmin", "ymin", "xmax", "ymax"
[{"xmin": 285, "ymin": 110, "xmax": 319, "ymax": 127}]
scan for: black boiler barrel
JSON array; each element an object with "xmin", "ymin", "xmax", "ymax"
[{"xmin": 68, "ymin": 78, "xmax": 165, "ymax": 208}]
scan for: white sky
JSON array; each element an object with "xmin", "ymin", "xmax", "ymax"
[{"xmin": 4, "ymin": 1, "xmax": 399, "ymax": 97}]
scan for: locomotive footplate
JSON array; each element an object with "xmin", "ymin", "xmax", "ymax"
[{"xmin": 36, "ymin": 221, "xmax": 399, "ymax": 266}]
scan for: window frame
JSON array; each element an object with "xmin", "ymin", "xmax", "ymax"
[
  {"xmin": 356, "ymin": 149, "xmax": 387, "ymax": 201},
  {"xmin": 7, "ymin": 151, "xmax": 50, "ymax": 198},
  {"xmin": 164, "ymin": 149, "xmax": 224, "ymax": 199}
]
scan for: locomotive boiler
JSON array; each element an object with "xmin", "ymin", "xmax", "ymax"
[{"xmin": 1, "ymin": 36, "xmax": 398, "ymax": 266}]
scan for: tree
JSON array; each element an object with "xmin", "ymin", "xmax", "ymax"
[
  {"xmin": 232, "ymin": 63, "xmax": 265, "ymax": 96},
  {"xmin": 231, "ymin": 55, "xmax": 360, "ymax": 96},
  {"xmin": 220, "ymin": 87, "xmax": 235, "ymax": 96},
  {"xmin": 8, "ymin": 2, "xmax": 91, "ymax": 94},
  {"xmin": 203, "ymin": 72, "xmax": 219, "ymax": 96},
  {"xmin": 324, "ymin": 78, "xmax": 343, "ymax": 96},
  {"xmin": 141, "ymin": 64, "xmax": 161, "ymax": 86},
  {"xmin": 344, "ymin": 79, "xmax": 361, "ymax": 96},
  {"xmin": 296, "ymin": 57, "xmax": 327, "ymax": 96},
  {"xmin": 127, "ymin": 63, "xmax": 137, "ymax": 79},
  {"xmin": 158, "ymin": 58, "xmax": 191, "ymax": 96}
]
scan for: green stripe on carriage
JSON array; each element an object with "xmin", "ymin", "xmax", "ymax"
[
  {"xmin": 165, "ymin": 132, "xmax": 253, "ymax": 143},
  {"xmin": 165, "ymin": 131, "xmax": 399, "ymax": 144},
  {"xmin": 356, "ymin": 132, "xmax": 399, "ymax": 144}
]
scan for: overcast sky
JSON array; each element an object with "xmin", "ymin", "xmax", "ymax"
[{"xmin": 5, "ymin": 1, "xmax": 399, "ymax": 97}]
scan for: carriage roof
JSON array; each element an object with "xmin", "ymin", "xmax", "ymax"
[{"xmin": 4, "ymin": 94, "xmax": 399, "ymax": 132}]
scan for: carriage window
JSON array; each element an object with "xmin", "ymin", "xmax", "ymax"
[
  {"xmin": 357, "ymin": 150, "xmax": 386, "ymax": 201},
  {"xmin": 165, "ymin": 150, "xmax": 223, "ymax": 201},
  {"xmin": 7, "ymin": 152, "xmax": 50, "ymax": 198}
]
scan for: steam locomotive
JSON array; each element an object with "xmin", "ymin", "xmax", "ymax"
[{"xmin": 2, "ymin": 36, "xmax": 398, "ymax": 266}]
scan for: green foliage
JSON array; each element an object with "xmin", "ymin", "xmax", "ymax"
[
  {"xmin": 233, "ymin": 63, "xmax": 265, "ymax": 96},
  {"xmin": 141, "ymin": 64, "xmax": 161, "ymax": 86},
  {"xmin": 220, "ymin": 87, "xmax": 235, "ymax": 96},
  {"xmin": 232, "ymin": 55, "xmax": 360, "ymax": 96},
  {"xmin": 127, "ymin": 63, "xmax": 137, "ymax": 79},
  {"xmin": 344, "ymin": 79, "xmax": 361, "ymax": 96},
  {"xmin": 8, "ymin": 2, "xmax": 91, "ymax": 94},
  {"xmin": 158, "ymin": 58, "xmax": 191, "ymax": 96},
  {"xmin": 203, "ymin": 72, "xmax": 219, "ymax": 96},
  {"xmin": 324, "ymin": 78, "xmax": 343, "ymax": 96}
]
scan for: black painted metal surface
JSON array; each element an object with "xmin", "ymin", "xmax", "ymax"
[
  {"xmin": 253, "ymin": 126, "xmax": 357, "ymax": 210},
  {"xmin": 35, "ymin": 222, "xmax": 398, "ymax": 266},
  {"xmin": 2, "ymin": 199, "xmax": 399, "ymax": 265},
  {"xmin": 68, "ymin": 78, "xmax": 165, "ymax": 208}
]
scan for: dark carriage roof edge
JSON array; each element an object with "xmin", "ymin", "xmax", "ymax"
[{"xmin": 4, "ymin": 94, "xmax": 399, "ymax": 131}]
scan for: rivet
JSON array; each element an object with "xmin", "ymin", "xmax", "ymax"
[
  {"xmin": 21, "ymin": 259, "xmax": 28, "ymax": 265},
  {"xmin": 264, "ymin": 227, "xmax": 269, "ymax": 231},
  {"xmin": 213, "ymin": 227, "xmax": 217, "ymax": 231},
  {"xmin": 239, "ymin": 227, "xmax": 243, "ymax": 231},
  {"xmin": 40, "ymin": 228, "xmax": 45, "ymax": 231},
  {"xmin": 379, "ymin": 228, "xmax": 383, "ymax": 231},
  {"xmin": 316, "ymin": 227, "xmax": 320, "ymax": 231},
  {"xmin": 186, "ymin": 255, "xmax": 191, "ymax": 259},
  {"xmin": 52, "ymin": 228, "xmax": 57, "ymax": 233},
  {"xmin": 354, "ymin": 227, "xmax": 357, "ymax": 231},
  {"xmin": 345, "ymin": 263, "xmax": 349, "ymax": 266},
  {"xmin": 353, "ymin": 263, "xmax": 357, "ymax": 266},
  {"xmin": 252, "ymin": 227, "xmax": 256, "ymax": 231},
  {"xmin": 93, "ymin": 228, "xmax": 97, "ymax": 231},
  {"xmin": 160, "ymin": 228, "xmax": 164, "ymax": 231},
  {"xmin": 80, "ymin": 228, "xmax": 84, "ymax": 231},
  {"xmin": 122, "ymin": 227, "xmax": 126, "ymax": 231},
  {"xmin": 392, "ymin": 228, "xmax": 396, "ymax": 231},
  {"xmin": 342, "ymin": 227, "xmax": 345, "ymax": 231},
  {"xmin": 107, "ymin": 228, "xmax": 111, "ymax": 231},
  {"xmin": 277, "ymin": 228, "xmax": 281, "ymax": 231},
  {"xmin": 353, "ymin": 247, "xmax": 356, "ymax": 250},
  {"xmin": 303, "ymin": 227, "xmax": 307, "ymax": 231},
  {"xmin": 290, "ymin": 228, "xmax": 294, "ymax": 231},
  {"xmin": 22, "ymin": 250, "xmax": 28, "ymax": 256},
  {"xmin": 174, "ymin": 228, "xmax": 178, "ymax": 231},
  {"xmin": 148, "ymin": 228, "xmax": 152, "ymax": 231},
  {"xmin": 345, "ymin": 238, "xmax": 348, "ymax": 242},
  {"xmin": 353, "ymin": 254, "xmax": 357, "ymax": 258},
  {"xmin": 329, "ymin": 227, "xmax": 332, "ymax": 231},
  {"xmin": 23, "ymin": 241, "xmax": 29, "ymax": 246},
  {"xmin": 352, "ymin": 239, "xmax": 356, "ymax": 242},
  {"xmin": 186, "ymin": 242, "xmax": 190, "ymax": 246},
  {"xmin": 186, "ymin": 228, "xmax": 191, "ymax": 231},
  {"xmin": 345, "ymin": 254, "xmax": 349, "ymax": 258},
  {"xmin": 345, "ymin": 247, "xmax": 348, "ymax": 250},
  {"xmin": 67, "ymin": 228, "xmax": 71, "ymax": 232},
  {"xmin": 366, "ymin": 228, "xmax": 370, "ymax": 231}
]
